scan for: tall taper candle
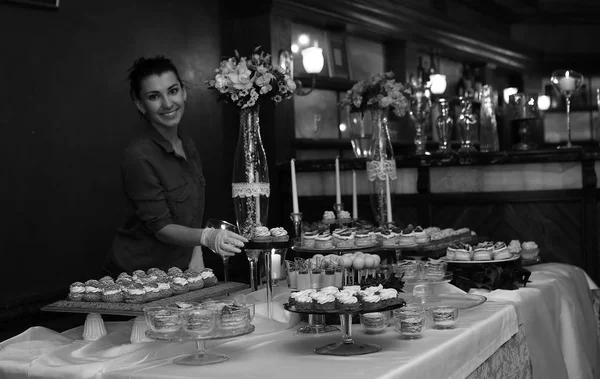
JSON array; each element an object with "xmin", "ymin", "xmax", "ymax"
[
  {"xmin": 385, "ymin": 175, "xmax": 393, "ymax": 224},
  {"xmin": 291, "ymin": 159, "xmax": 299, "ymax": 213},
  {"xmin": 352, "ymin": 170, "xmax": 358, "ymax": 219},
  {"xmin": 335, "ymin": 156, "xmax": 342, "ymax": 204}
]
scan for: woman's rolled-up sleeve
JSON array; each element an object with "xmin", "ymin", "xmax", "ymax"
[{"xmin": 122, "ymin": 156, "xmax": 172, "ymax": 233}]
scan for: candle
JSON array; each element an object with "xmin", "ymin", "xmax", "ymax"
[
  {"xmin": 559, "ymin": 76, "xmax": 576, "ymax": 92},
  {"xmin": 352, "ymin": 170, "xmax": 358, "ymax": 219},
  {"xmin": 335, "ymin": 156, "xmax": 342, "ymax": 204},
  {"xmin": 271, "ymin": 251, "xmax": 282, "ymax": 279},
  {"xmin": 291, "ymin": 159, "xmax": 299, "ymax": 213},
  {"xmin": 385, "ymin": 175, "xmax": 392, "ymax": 224}
]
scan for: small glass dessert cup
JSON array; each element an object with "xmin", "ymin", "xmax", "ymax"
[
  {"xmin": 360, "ymin": 311, "xmax": 391, "ymax": 334},
  {"xmin": 180, "ymin": 307, "xmax": 218, "ymax": 337},
  {"xmin": 144, "ymin": 306, "xmax": 182, "ymax": 337},
  {"xmin": 393, "ymin": 305, "xmax": 426, "ymax": 340},
  {"xmin": 393, "ymin": 260, "xmax": 422, "ymax": 280},
  {"xmin": 424, "ymin": 260, "xmax": 447, "ymax": 280},
  {"xmin": 429, "ymin": 306, "xmax": 459, "ymax": 329}
]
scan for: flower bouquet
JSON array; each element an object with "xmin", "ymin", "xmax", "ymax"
[
  {"xmin": 207, "ymin": 46, "xmax": 296, "ymax": 109},
  {"xmin": 339, "ymin": 71, "xmax": 411, "ymax": 116}
]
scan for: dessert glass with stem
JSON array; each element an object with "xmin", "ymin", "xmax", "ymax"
[
  {"xmin": 204, "ymin": 219, "xmax": 238, "ymax": 282},
  {"xmin": 409, "ymin": 86, "xmax": 431, "ymax": 155},
  {"xmin": 550, "ymin": 69, "xmax": 584, "ymax": 149}
]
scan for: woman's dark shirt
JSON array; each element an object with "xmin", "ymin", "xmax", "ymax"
[{"xmin": 107, "ymin": 124, "xmax": 205, "ymax": 274}]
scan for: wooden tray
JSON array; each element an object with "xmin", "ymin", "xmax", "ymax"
[{"xmin": 41, "ymin": 282, "xmax": 248, "ymax": 317}]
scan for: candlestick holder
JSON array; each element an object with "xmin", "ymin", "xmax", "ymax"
[
  {"xmin": 290, "ymin": 212, "xmax": 303, "ymax": 239},
  {"xmin": 333, "ymin": 203, "xmax": 345, "ymax": 215}
]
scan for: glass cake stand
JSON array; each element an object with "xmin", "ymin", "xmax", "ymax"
[
  {"xmin": 145, "ymin": 325, "xmax": 255, "ymax": 365},
  {"xmin": 284, "ymin": 302, "xmax": 405, "ymax": 356}
]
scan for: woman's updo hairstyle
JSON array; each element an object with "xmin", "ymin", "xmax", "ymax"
[{"xmin": 127, "ymin": 56, "xmax": 183, "ymax": 100}]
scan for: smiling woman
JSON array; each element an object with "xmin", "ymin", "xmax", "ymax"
[{"xmin": 103, "ymin": 56, "xmax": 248, "ymax": 277}]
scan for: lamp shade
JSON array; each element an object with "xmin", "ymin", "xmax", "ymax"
[
  {"xmin": 429, "ymin": 74, "xmax": 447, "ymax": 95},
  {"xmin": 301, "ymin": 47, "xmax": 324, "ymax": 74},
  {"xmin": 537, "ymin": 95, "xmax": 551, "ymax": 111},
  {"xmin": 503, "ymin": 87, "xmax": 518, "ymax": 105}
]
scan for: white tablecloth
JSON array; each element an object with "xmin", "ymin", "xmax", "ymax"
[{"xmin": 1, "ymin": 263, "xmax": 597, "ymax": 379}]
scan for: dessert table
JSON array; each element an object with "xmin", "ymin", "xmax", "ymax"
[{"xmin": 0, "ymin": 263, "xmax": 597, "ymax": 379}]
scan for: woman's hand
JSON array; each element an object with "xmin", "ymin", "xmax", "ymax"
[
  {"xmin": 201, "ymin": 228, "xmax": 248, "ymax": 257},
  {"xmin": 188, "ymin": 246, "xmax": 205, "ymax": 271}
]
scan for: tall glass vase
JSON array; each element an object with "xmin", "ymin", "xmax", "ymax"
[
  {"xmin": 232, "ymin": 105, "xmax": 270, "ymax": 239},
  {"xmin": 366, "ymin": 108, "xmax": 396, "ymax": 226}
]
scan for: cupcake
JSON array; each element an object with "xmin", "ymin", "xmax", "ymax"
[
  {"xmin": 413, "ymin": 226, "xmax": 430, "ymax": 244},
  {"xmin": 99, "ymin": 276, "xmax": 115, "ymax": 287},
  {"xmin": 313, "ymin": 293, "xmax": 336, "ymax": 312},
  {"xmin": 379, "ymin": 288, "xmax": 399, "ymax": 307},
  {"xmin": 295, "ymin": 294, "xmax": 314, "ymax": 311},
  {"xmin": 124, "ymin": 283, "xmax": 146, "ymax": 303},
  {"xmin": 83, "ymin": 280, "xmax": 103, "ymax": 302},
  {"xmin": 102, "ymin": 283, "xmax": 124, "ymax": 303},
  {"xmin": 68, "ymin": 282, "xmax": 85, "ymax": 301},
  {"xmin": 200, "ymin": 268, "xmax": 218, "ymax": 287},
  {"xmin": 182, "ymin": 269, "xmax": 204, "ymax": 290},
  {"xmin": 355, "ymin": 229, "xmax": 373, "ymax": 247},
  {"xmin": 361, "ymin": 293, "xmax": 382, "ymax": 311},
  {"xmin": 397, "ymin": 225, "xmax": 415, "ymax": 247},
  {"xmin": 322, "ymin": 210, "xmax": 336, "ymax": 224},
  {"xmin": 336, "ymin": 294, "xmax": 360, "ymax": 312},
  {"xmin": 333, "ymin": 229, "xmax": 355, "ymax": 248},
  {"xmin": 521, "ymin": 241, "xmax": 539, "ymax": 260},
  {"xmin": 337, "ymin": 210, "xmax": 352, "ymax": 223},
  {"xmin": 132, "ymin": 270, "xmax": 147, "ymax": 282},
  {"xmin": 493, "ymin": 242, "xmax": 511, "ymax": 260},
  {"xmin": 252, "ymin": 226, "xmax": 273, "ymax": 243},
  {"xmin": 473, "ymin": 244, "xmax": 492, "ymax": 261},
  {"xmin": 380, "ymin": 229, "xmax": 398, "ymax": 248},
  {"xmin": 144, "ymin": 282, "xmax": 161, "ymax": 301},
  {"xmin": 170, "ymin": 274, "xmax": 190, "ymax": 295},
  {"xmin": 508, "ymin": 240, "xmax": 522, "ymax": 255},
  {"xmin": 167, "ymin": 267, "xmax": 183, "ymax": 276},
  {"xmin": 315, "ymin": 231, "xmax": 334, "ymax": 249},
  {"xmin": 156, "ymin": 278, "xmax": 173, "ymax": 298},
  {"xmin": 301, "ymin": 230, "xmax": 318, "ymax": 248},
  {"xmin": 270, "ymin": 227, "xmax": 289, "ymax": 242}
]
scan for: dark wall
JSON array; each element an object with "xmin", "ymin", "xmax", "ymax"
[{"xmin": 0, "ymin": 0, "xmax": 231, "ymax": 307}]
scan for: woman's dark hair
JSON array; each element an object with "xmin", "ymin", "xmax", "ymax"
[{"xmin": 127, "ymin": 56, "xmax": 184, "ymax": 100}]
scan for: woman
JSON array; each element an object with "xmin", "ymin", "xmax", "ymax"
[{"xmin": 105, "ymin": 56, "xmax": 247, "ymax": 275}]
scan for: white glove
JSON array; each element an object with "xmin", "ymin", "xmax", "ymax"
[{"xmin": 201, "ymin": 228, "xmax": 248, "ymax": 257}]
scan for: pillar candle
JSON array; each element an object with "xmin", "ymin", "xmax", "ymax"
[
  {"xmin": 335, "ymin": 156, "xmax": 342, "ymax": 204},
  {"xmin": 352, "ymin": 170, "xmax": 358, "ymax": 219},
  {"xmin": 271, "ymin": 252, "xmax": 282, "ymax": 279},
  {"xmin": 291, "ymin": 159, "xmax": 299, "ymax": 213},
  {"xmin": 558, "ymin": 77, "xmax": 576, "ymax": 92},
  {"xmin": 385, "ymin": 175, "xmax": 392, "ymax": 224}
]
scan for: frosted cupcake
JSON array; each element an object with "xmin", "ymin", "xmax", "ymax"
[
  {"xmin": 68, "ymin": 282, "xmax": 85, "ymax": 301},
  {"xmin": 170, "ymin": 274, "xmax": 190, "ymax": 295},
  {"xmin": 295, "ymin": 294, "xmax": 314, "ymax": 311},
  {"xmin": 83, "ymin": 280, "xmax": 103, "ymax": 302},
  {"xmin": 521, "ymin": 241, "xmax": 539, "ymax": 260},
  {"xmin": 102, "ymin": 283, "xmax": 124, "ymax": 303},
  {"xmin": 184, "ymin": 269, "xmax": 205, "ymax": 290},
  {"xmin": 322, "ymin": 210, "xmax": 336, "ymax": 224},
  {"xmin": 200, "ymin": 268, "xmax": 218, "ymax": 287},
  {"xmin": 360, "ymin": 293, "xmax": 382, "ymax": 311},
  {"xmin": 313, "ymin": 293, "xmax": 336, "ymax": 312},
  {"xmin": 337, "ymin": 210, "xmax": 352, "ymax": 223},
  {"xmin": 508, "ymin": 240, "xmax": 522, "ymax": 255},
  {"xmin": 336, "ymin": 294, "xmax": 360, "ymax": 312}
]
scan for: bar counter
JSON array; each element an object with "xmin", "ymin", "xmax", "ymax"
[{"xmin": 275, "ymin": 148, "xmax": 600, "ymax": 285}]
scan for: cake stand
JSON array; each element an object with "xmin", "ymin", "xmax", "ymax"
[
  {"xmin": 145, "ymin": 325, "xmax": 255, "ymax": 365},
  {"xmin": 284, "ymin": 302, "xmax": 405, "ymax": 356}
]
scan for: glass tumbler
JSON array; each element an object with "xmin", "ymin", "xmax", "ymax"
[{"xmin": 393, "ymin": 305, "xmax": 426, "ymax": 339}]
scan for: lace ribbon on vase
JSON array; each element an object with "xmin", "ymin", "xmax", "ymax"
[
  {"xmin": 232, "ymin": 182, "xmax": 271, "ymax": 198},
  {"xmin": 366, "ymin": 159, "xmax": 398, "ymax": 181}
]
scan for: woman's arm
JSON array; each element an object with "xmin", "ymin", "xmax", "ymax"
[{"xmin": 155, "ymin": 224, "xmax": 247, "ymax": 256}]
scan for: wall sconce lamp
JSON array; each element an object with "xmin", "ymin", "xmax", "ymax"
[
  {"xmin": 279, "ymin": 46, "xmax": 324, "ymax": 96},
  {"xmin": 429, "ymin": 74, "xmax": 447, "ymax": 95}
]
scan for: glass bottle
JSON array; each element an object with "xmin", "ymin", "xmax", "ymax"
[
  {"xmin": 435, "ymin": 98, "xmax": 454, "ymax": 153},
  {"xmin": 416, "ymin": 56, "xmax": 426, "ymax": 87},
  {"xmin": 479, "ymin": 85, "xmax": 500, "ymax": 152},
  {"xmin": 457, "ymin": 98, "xmax": 479, "ymax": 153}
]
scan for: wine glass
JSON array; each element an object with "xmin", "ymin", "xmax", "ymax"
[
  {"xmin": 409, "ymin": 86, "xmax": 431, "ymax": 155},
  {"xmin": 551, "ymin": 69, "xmax": 584, "ymax": 149},
  {"xmin": 508, "ymin": 93, "xmax": 538, "ymax": 151},
  {"xmin": 205, "ymin": 218, "xmax": 238, "ymax": 282}
]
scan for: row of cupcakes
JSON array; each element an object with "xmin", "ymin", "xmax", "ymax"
[
  {"xmin": 67, "ymin": 267, "xmax": 218, "ymax": 304},
  {"xmin": 250, "ymin": 226, "xmax": 290, "ymax": 243},
  {"xmin": 322, "ymin": 210, "xmax": 353, "ymax": 224},
  {"xmin": 288, "ymin": 285, "xmax": 403, "ymax": 312}
]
